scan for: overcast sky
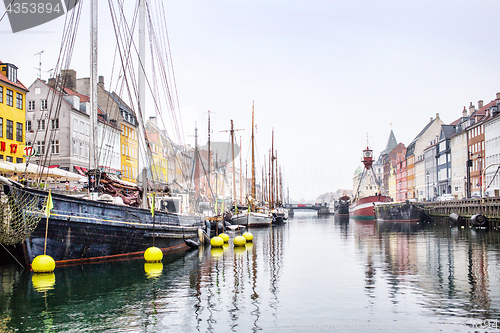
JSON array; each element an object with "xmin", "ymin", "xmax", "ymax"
[{"xmin": 1, "ymin": 0, "xmax": 500, "ymax": 202}]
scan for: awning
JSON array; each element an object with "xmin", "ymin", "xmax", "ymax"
[
  {"xmin": 48, "ymin": 165, "xmax": 59, "ymax": 168},
  {"xmin": 75, "ymin": 166, "xmax": 85, "ymax": 176}
]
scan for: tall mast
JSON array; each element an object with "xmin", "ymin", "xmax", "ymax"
[
  {"xmin": 89, "ymin": 0, "xmax": 98, "ymax": 173},
  {"xmin": 268, "ymin": 151, "xmax": 271, "ymax": 208},
  {"xmin": 221, "ymin": 120, "xmax": 243, "ymax": 208},
  {"xmin": 271, "ymin": 129, "xmax": 275, "ymax": 208},
  {"xmin": 137, "ymin": 0, "xmax": 148, "ymax": 208},
  {"xmin": 239, "ymin": 136, "xmax": 242, "ymax": 204},
  {"xmin": 231, "ymin": 120, "xmax": 236, "ymax": 208},
  {"xmin": 251, "ymin": 101, "xmax": 256, "ymax": 199},
  {"xmin": 208, "ymin": 110, "xmax": 211, "ymax": 196}
]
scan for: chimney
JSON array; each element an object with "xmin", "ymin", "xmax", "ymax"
[
  {"xmin": 149, "ymin": 116, "xmax": 157, "ymax": 127},
  {"xmin": 430, "ymin": 117, "xmax": 433, "ymax": 122},
  {"xmin": 98, "ymin": 75, "xmax": 104, "ymax": 88},
  {"xmin": 469, "ymin": 102, "xmax": 475, "ymax": 116},
  {"xmin": 478, "ymin": 100, "xmax": 484, "ymax": 109},
  {"xmin": 60, "ymin": 69, "xmax": 77, "ymax": 91},
  {"xmin": 48, "ymin": 77, "xmax": 56, "ymax": 87},
  {"xmin": 497, "ymin": 92, "xmax": 500, "ymax": 100},
  {"xmin": 462, "ymin": 106, "xmax": 467, "ymax": 117},
  {"xmin": 436, "ymin": 113, "xmax": 440, "ymax": 119}
]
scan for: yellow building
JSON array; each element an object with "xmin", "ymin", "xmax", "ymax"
[
  {"xmin": 0, "ymin": 62, "xmax": 28, "ymax": 163},
  {"xmin": 146, "ymin": 132, "xmax": 168, "ymax": 183},
  {"xmin": 121, "ymin": 122, "xmax": 138, "ymax": 182}
]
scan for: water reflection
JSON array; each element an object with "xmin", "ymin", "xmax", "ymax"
[
  {"xmin": 352, "ymin": 217, "xmax": 500, "ymax": 321},
  {"xmin": 2, "ymin": 216, "xmax": 500, "ymax": 331}
]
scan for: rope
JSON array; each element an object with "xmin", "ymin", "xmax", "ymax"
[{"xmin": 0, "ymin": 243, "xmax": 24, "ymax": 269}]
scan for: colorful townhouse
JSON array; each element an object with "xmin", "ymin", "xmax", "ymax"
[
  {"xmin": 466, "ymin": 99, "xmax": 497, "ymax": 197},
  {"xmin": 395, "ymin": 149, "xmax": 407, "ymax": 201},
  {"xmin": 449, "ymin": 106, "xmax": 471, "ymax": 199},
  {"xmin": 484, "ymin": 93, "xmax": 500, "ymax": 196},
  {"xmin": 0, "ymin": 62, "xmax": 28, "ymax": 163},
  {"xmin": 405, "ymin": 114, "xmax": 444, "ymax": 199}
]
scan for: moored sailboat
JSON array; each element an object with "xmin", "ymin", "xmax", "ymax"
[
  {"xmin": 230, "ymin": 102, "xmax": 273, "ymax": 227},
  {"xmin": 0, "ymin": 0, "xmax": 204, "ymax": 266}
]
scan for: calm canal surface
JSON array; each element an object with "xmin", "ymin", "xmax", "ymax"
[{"xmin": 2, "ymin": 211, "xmax": 500, "ymax": 332}]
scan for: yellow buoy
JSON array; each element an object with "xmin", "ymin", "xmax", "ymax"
[
  {"xmin": 144, "ymin": 246, "xmax": 163, "ymax": 263},
  {"xmin": 210, "ymin": 236, "xmax": 224, "ymax": 247},
  {"xmin": 211, "ymin": 247, "xmax": 224, "ymax": 258},
  {"xmin": 233, "ymin": 235, "xmax": 246, "ymax": 247},
  {"xmin": 32, "ymin": 255, "xmax": 55, "ymax": 273},
  {"xmin": 242, "ymin": 232, "xmax": 253, "ymax": 242},
  {"xmin": 31, "ymin": 272, "xmax": 56, "ymax": 292},
  {"xmin": 219, "ymin": 233, "xmax": 229, "ymax": 242},
  {"xmin": 144, "ymin": 262, "xmax": 163, "ymax": 278}
]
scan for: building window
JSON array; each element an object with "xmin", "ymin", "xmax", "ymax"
[
  {"xmin": 80, "ymin": 121, "xmax": 84, "ymax": 134},
  {"xmin": 16, "ymin": 157, "xmax": 23, "ymax": 163},
  {"xmin": 6, "ymin": 120, "xmax": 13, "ymax": 140},
  {"xmin": 37, "ymin": 119, "xmax": 45, "ymax": 130},
  {"xmin": 51, "ymin": 140, "xmax": 60, "ymax": 154},
  {"xmin": 36, "ymin": 141, "xmax": 45, "ymax": 155},
  {"xmin": 73, "ymin": 119, "xmax": 78, "ymax": 132},
  {"xmin": 26, "ymin": 120, "xmax": 31, "ymax": 131},
  {"xmin": 16, "ymin": 93, "xmax": 23, "ymax": 109},
  {"xmin": 6, "ymin": 89, "xmax": 13, "ymax": 107},
  {"xmin": 40, "ymin": 99, "xmax": 48, "ymax": 110},
  {"xmin": 0, "ymin": 118, "xmax": 3, "ymax": 138},
  {"xmin": 73, "ymin": 140, "xmax": 78, "ymax": 156},
  {"xmin": 28, "ymin": 100, "xmax": 35, "ymax": 111},
  {"xmin": 16, "ymin": 122, "xmax": 22, "ymax": 142},
  {"xmin": 0, "ymin": 86, "xmax": 3, "ymax": 103},
  {"xmin": 6, "ymin": 156, "xmax": 12, "ymax": 162},
  {"xmin": 51, "ymin": 119, "xmax": 59, "ymax": 130}
]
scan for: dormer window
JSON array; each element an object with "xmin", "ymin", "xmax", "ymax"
[{"xmin": 2, "ymin": 64, "xmax": 18, "ymax": 83}]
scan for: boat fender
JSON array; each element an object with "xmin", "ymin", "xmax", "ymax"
[
  {"xmin": 217, "ymin": 222, "xmax": 224, "ymax": 234},
  {"xmin": 471, "ymin": 214, "xmax": 487, "ymax": 227},
  {"xmin": 449, "ymin": 213, "xmax": 464, "ymax": 225},
  {"xmin": 185, "ymin": 239, "xmax": 199, "ymax": 249},
  {"xmin": 205, "ymin": 220, "xmax": 211, "ymax": 233}
]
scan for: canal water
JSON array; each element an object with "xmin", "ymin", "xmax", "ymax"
[{"xmin": 2, "ymin": 211, "xmax": 500, "ymax": 332}]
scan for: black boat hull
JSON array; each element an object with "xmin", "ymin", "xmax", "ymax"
[{"xmin": 5, "ymin": 184, "xmax": 203, "ymax": 265}]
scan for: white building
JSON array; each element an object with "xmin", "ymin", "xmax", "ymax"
[{"xmin": 483, "ymin": 94, "xmax": 500, "ymax": 196}]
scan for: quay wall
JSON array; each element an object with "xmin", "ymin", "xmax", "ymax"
[{"xmin": 417, "ymin": 198, "xmax": 500, "ymax": 227}]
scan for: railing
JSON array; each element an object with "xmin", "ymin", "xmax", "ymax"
[{"xmin": 415, "ymin": 198, "xmax": 500, "ymax": 221}]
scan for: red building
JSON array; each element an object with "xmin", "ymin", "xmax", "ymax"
[{"xmin": 395, "ymin": 149, "xmax": 407, "ymax": 201}]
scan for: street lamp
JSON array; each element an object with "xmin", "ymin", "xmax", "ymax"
[
  {"xmin": 478, "ymin": 154, "xmax": 483, "ymax": 197},
  {"xmin": 463, "ymin": 176, "xmax": 467, "ymax": 199}
]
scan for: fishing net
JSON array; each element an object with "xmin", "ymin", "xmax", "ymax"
[{"xmin": 0, "ymin": 186, "xmax": 45, "ymax": 245}]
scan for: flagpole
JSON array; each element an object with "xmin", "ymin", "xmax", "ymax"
[{"xmin": 43, "ymin": 190, "xmax": 53, "ymax": 256}]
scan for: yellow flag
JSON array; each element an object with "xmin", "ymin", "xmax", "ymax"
[
  {"xmin": 150, "ymin": 193, "xmax": 155, "ymax": 217},
  {"xmin": 44, "ymin": 190, "xmax": 53, "ymax": 217}
]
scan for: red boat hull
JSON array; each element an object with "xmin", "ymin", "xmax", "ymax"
[{"xmin": 349, "ymin": 195, "xmax": 391, "ymax": 219}]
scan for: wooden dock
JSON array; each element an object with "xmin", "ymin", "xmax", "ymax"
[{"xmin": 416, "ymin": 198, "xmax": 500, "ymax": 228}]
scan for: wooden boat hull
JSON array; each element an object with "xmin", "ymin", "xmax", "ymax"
[{"xmin": 4, "ymin": 183, "xmax": 203, "ymax": 266}]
